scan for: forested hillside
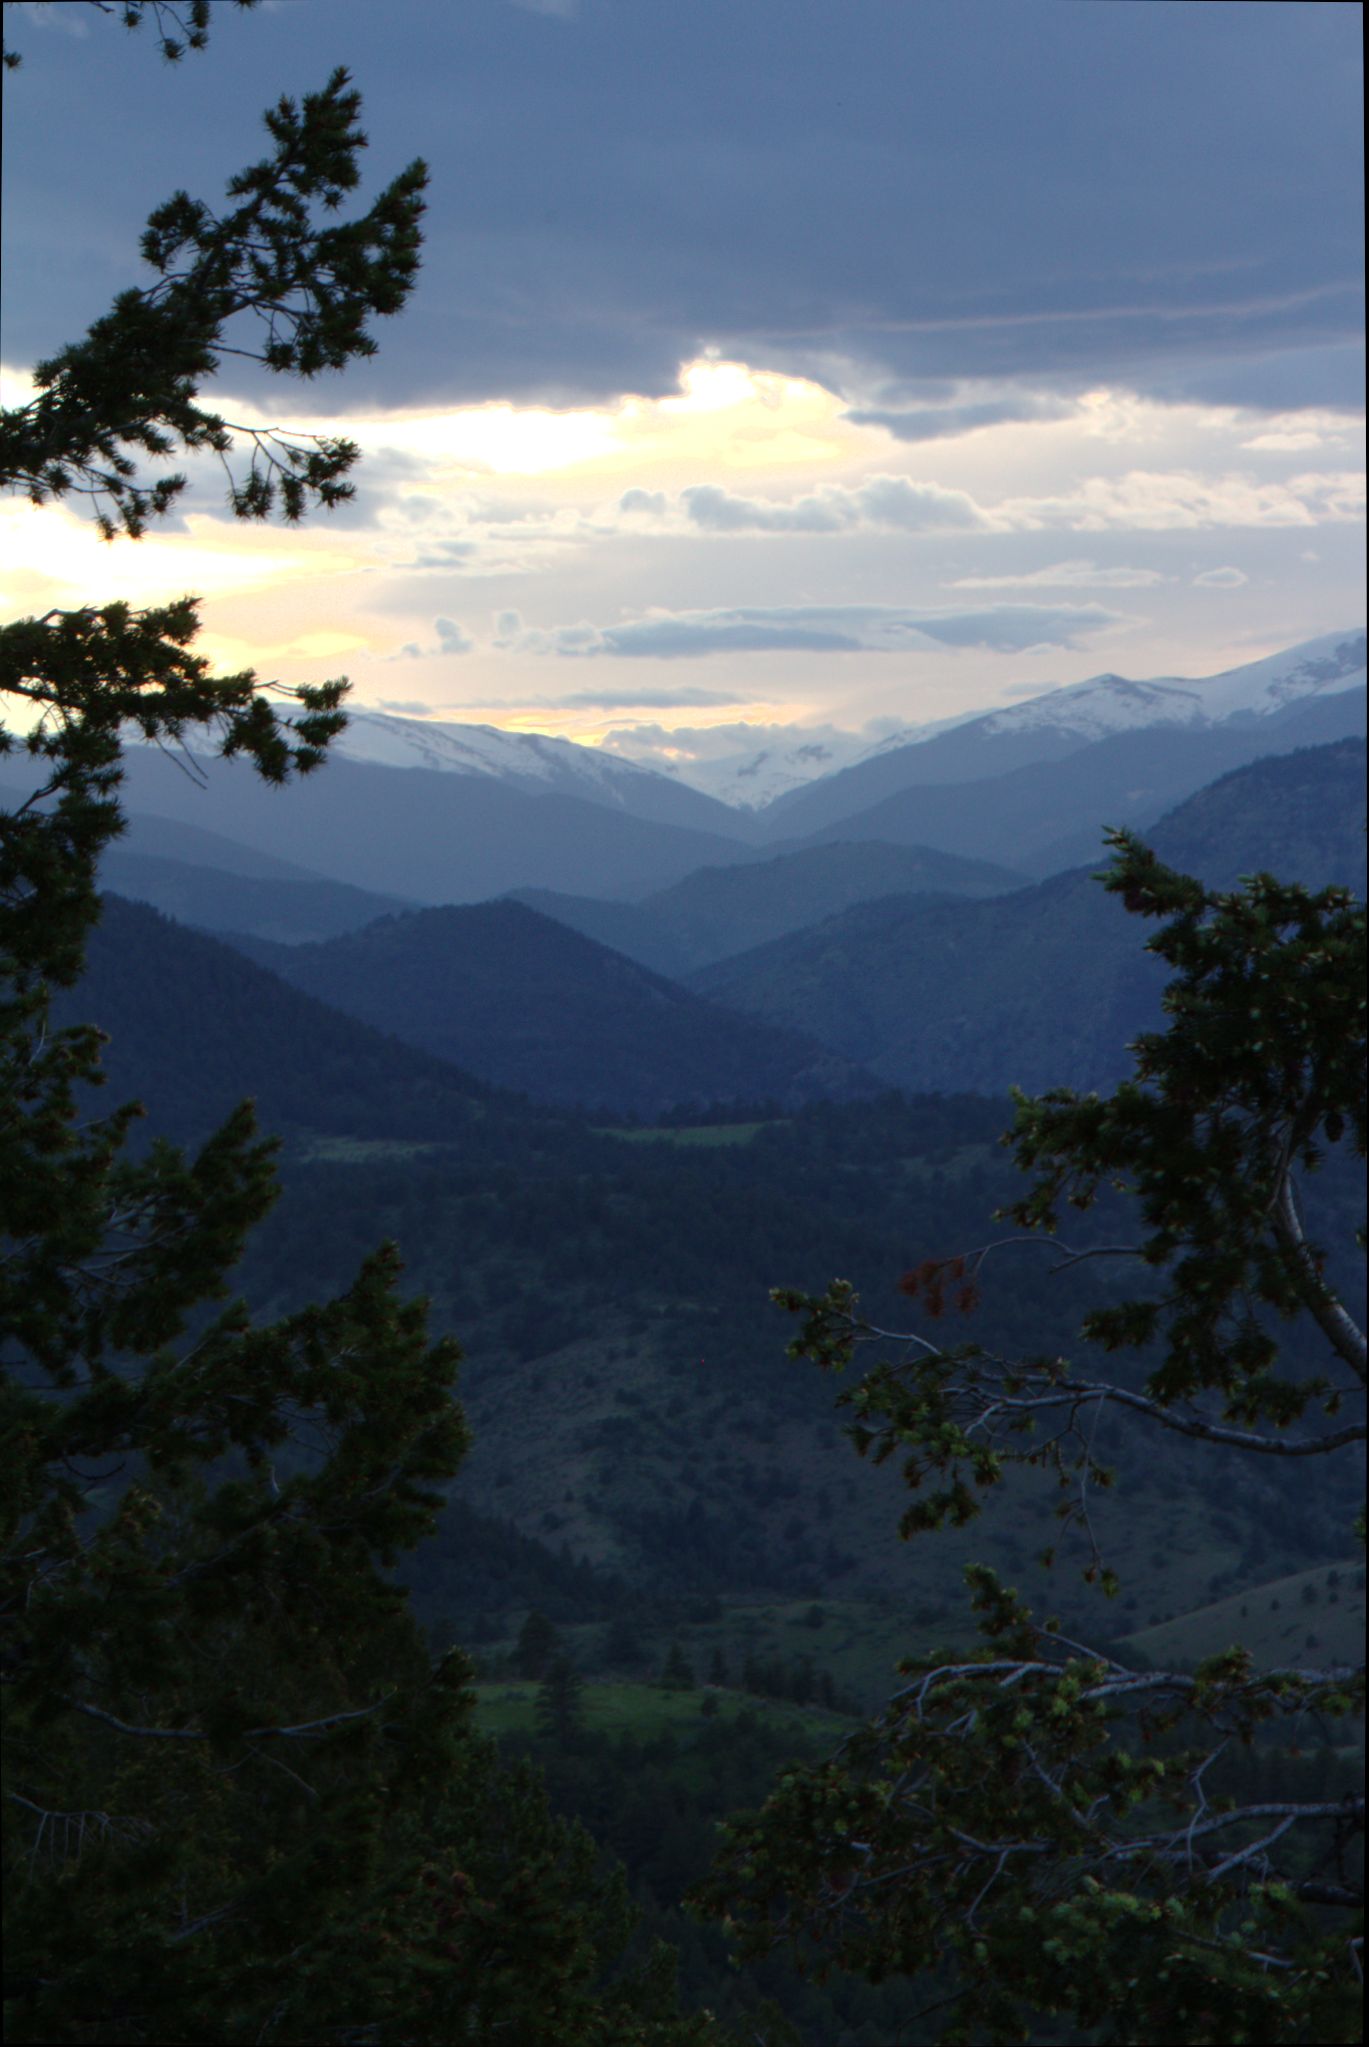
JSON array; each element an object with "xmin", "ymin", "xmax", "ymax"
[
  {"xmin": 692, "ymin": 739, "xmax": 1367, "ymax": 1094},
  {"xmin": 224, "ymin": 898, "xmax": 879, "ymax": 1113}
]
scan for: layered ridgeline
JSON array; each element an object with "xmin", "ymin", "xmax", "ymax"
[
  {"xmin": 47, "ymin": 887, "xmax": 1359, "ymax": 1642},
  {"xmin": 225, "ymin": 900, "xmax": 877, "ymax": 1116},
  {"xmin": 49, "ymin": 894, "xmax": 507, "ymax": 1146},
  {"xmin": 12, "ymin": 628, "xmax": 1356, "ymax": 928},
  {"xmin": 90, "ymin": 737, "xmax": 1368, "ymax": 1115},
  {"xmin": 102, "ymin": 822, "xmax": 413, "ymax": 944},
  {"xmin": 691, "ymin": 740, "xmax": 1368, "ymax": 1097},
  {"xmin": 508, "ymin": 839, "xmax": 1024, "ymax": 977},
  {"xmin": 753, "ymin": 626, "xmax": 1367, "ymax": 848},
  {"xmin": 86, "ymin": 741, "xmax": 756, "ymax": 906}
]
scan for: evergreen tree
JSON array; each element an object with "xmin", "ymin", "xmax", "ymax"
[
  {"xmin": 601, "ymin": 1611, "xmax": 649, "ymax": 1671},
  {"xmin": 516, "ymin": 1607, "xmax": 563, "ymax": 1680},
  {"xmin": 536, "ymin": 1656, "xmax": 587, "ymax": 1749},
  {"xmin": 660, "ymin": 1644, "xmax": 696, "ymax": 1692},
  {"xmin": 700, "ymin": 833, "xmax": 1365, "ymax": 2044},
  {"xmin": 1, "ymin": 20, "xmax": 723, "ymax": 2044}
]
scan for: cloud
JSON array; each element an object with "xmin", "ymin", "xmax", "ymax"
[
  {"xmin": 6, "ymin": 5, "xmax": 1359, "ymax": 412},
  {"xmin": 619, "ymin": 488, "xmax": 667, "ymax": 515},
  {"xmin": 11, "ymin": 1, "xmax": 89, "ymax": 41},
  {"xmin": 682, "ymin": 485, "xmax": 849, "ymax": 534},
  {"xmin": 845, "ymin": 395, "xmax": 1075, "ymax": 442},
  {"xmin": 503, "ymin": 601, "xmax": 1125, "ymax": 660},
  {"xmin": 945, "ymin": 560, "xmax": 1166, "ymax": 590},
  {"xmin": 393, "ymin": 538, "xmax": 479, "ymax": 570},
  {"xmin": 669, "ymin": 467, "xmax": 1363, "ymax": 543},
  {"xmin": 1241, "ymin": 429, "xmax": 1330, "ymax": 452},
  {"xmin": 535, "ymin": 687, "xmax": 747, "ymax": 710},
  {"xmin": 1191, "ymin": 566, "xmax": 1249, "ymax": 588},
  {"xmin": 378, "ymin": 698, "xmax": 435, "ymax": 714},
  {"xmin": 993, "ymin": 470, "xmax": 1365, "ymax": 532},
  {"xmin": 680, "ymin": 475, "xmax": 987, "ymax": 535},
  {"xmin": 388, "ymin": 618, "xmax": 475, "ymax": 661},
  {"xmin": 435, "ymin": 617, "xmax": 475, "ymax": 654}
]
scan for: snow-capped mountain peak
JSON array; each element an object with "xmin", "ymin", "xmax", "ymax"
[
  {"xmin": 858, "ymin": 631, "xmax": 1366, "ymax": 763},
  {"xmin": 973, "ymin": 671, "xmax": 1206, "ymax": 741},
  {"xmin": 333, "ymin": 711, "xmax": 668, "ymax": 799},
  {"xmin": 596, "ymin": 724, "xmax": 877, "ymax": 810},
  {"xmin": 1187, "ymin": 630, "xmax": 1367, "ymax": 721},
  {"xmin": 154, "ymin": 632, "xmax": 1360, "ymax": 819}
]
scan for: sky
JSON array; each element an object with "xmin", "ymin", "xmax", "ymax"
[{"xmin": 2, "ymin": 0, "xmax": 1363, "ymax": 768}]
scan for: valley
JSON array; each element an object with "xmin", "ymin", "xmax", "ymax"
[{"xmin": 19, "ymin": 630, "xmax": 1368, "ymax": 2044}]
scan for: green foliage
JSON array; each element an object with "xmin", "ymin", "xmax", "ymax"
[
  {"xmin": 517, "ymin": 1608, "xmax": 564, "ymax": 1680},
  {"xmin": 660, "ymin": 1643, "xmax": 697, "ymax": 1692},
  {"xmin": 700, "ymin": 834, "xmax": 1366, "ymax": 2042},
  {"xmin": 1, "ymin": 58, "xmax": 425, "ymax": 537}
]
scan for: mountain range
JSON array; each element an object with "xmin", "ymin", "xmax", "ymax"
[
  {"xmin": 145, "ymin": 736, "xmax": 1360, "ymax": 1117},
  {"xmin": 595, "ymin": 628, "xmax": 1366, "ymax": 810},
  {"xmin": 507, "ymin": 839, "xmax": 1024, "ymax": 978},
  {"xmin": 691, "ymin": 739, "xmax": 1368, "ymax": 1099},
  {"xmin": 5, "ymin": 627, "xmax": 1346, "ymax": 926},
  {"xmin": 50, "ymin": 893, "xmax": 499, "ymax": 1148}
]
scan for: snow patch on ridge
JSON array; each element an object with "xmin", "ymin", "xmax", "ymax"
[
  {"xmin": 207, "ymin": 631, "xmax": 1363, "ymax": 812},
  {"xmin": 333, "ymin": 712, "xmax": 675, "ymax": 803}
]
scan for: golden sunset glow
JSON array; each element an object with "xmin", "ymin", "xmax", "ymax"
[
  {"xmin": 206, "ymin": 357, "xmax": 857, "ymax": 492},
  {"xmin": 0, "ymin": 499, "xmax": 366, "ymax": 615}
]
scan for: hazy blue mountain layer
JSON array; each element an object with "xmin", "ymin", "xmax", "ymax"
[
  {"xmin": 508, "ymin": 838, "xmax": 1024, "ymax": 976},
  {"xmin": 759, "ymin": 630, "xmax": 1365, "ymax": 839},
  {"xmin": 104, "ymin": 747, "xmax": 753, "ymax": 903},
  {"xmin": 101, "ymin": 849, "xmax": 414, "ymax": 944},
  {"xmin": 691, "ymin": 740, "xmax": 1367, "ymax": 1097}
]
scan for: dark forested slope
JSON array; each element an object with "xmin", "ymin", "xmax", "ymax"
[
  {"xmin": 53, "ymin": 894, "xmax": 505, "ymax": 1146},
  {"xmin": 224, "ymin": 898, "xmax": 878, "ymax": 1115}
]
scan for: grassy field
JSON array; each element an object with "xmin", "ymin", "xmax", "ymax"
[
  {"xmin": 473, "ymin": 1555, "xmax": 1366, "ymax": 1729},
  {"xmin": 596, "ymin": 1122, "xmax": 776, "ymax": 1148},
  {"xmin": 299, "ymin": 1135, "xmax": 449, "ymax": 1163},
  {"xmin": 1120, "ymin": 1559, "xmax": 1365, "ymax": 1670},
  {"xmin": 896, "ymin": 1141, "xmax": 997, "ymax": 1183},
  {"xmin": 473, "ymin": 1677, "xmax": 852, "ymax": 1748},
  {"xmin": 542, "ymin": 1595, "xmax": 945, "ymax": 1711}
]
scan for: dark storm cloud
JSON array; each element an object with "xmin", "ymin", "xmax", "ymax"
[
  {"xmin": 2, "ymin": 1, "xmax": 1359, "ymax": 416},
  {"xmin": 846, "ymin": 396, "xmax": 1076, "ymax": 443}
]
